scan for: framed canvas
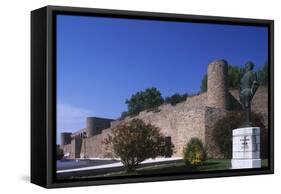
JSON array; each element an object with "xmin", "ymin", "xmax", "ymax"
[{"xmin": 31, "ymin": 5, "xmax": 274, "ymax": 188}]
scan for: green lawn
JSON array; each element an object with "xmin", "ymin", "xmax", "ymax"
[{"xmin": 95, "ymin": 159, "xmax": 268, "ymax": 178}]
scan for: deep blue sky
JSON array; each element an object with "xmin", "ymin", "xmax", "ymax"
[{"xmin": 56, "ymin": 14, "xmax": 268, "ymax": 141}]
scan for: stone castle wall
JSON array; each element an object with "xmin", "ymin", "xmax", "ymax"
[
  {"xmin": 62, "ymin": 86, "xmax": 268, "ymax": 159},
  {"xmin": 62, "ymin": 93, "xmax": 208, "ymax": 158},
  {"xmin": 61, "ymin": 59, "xmax": 269, "ymax": 159},
  {"xmin": 83, "ymin": 128, "xmax": 112, "ymax": 158},
  {"xmin": 62, "ymin": 143, "xmax": 72, "ymax": 158},
  {"xmin": 119, "ymin": 93, "xmax": 208, "ymax": 156},
  {"xmin": 230, "ymin": 86, "xmax": 268, "ymax": 126},
  {"xmin": 204, "ymin": 107, "xmax": 228, "ymax": 158}
]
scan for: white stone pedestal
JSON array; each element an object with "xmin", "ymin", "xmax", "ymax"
[{"xmin": 231, "ymin": 127, "xmax": 261, "ymax": 169}]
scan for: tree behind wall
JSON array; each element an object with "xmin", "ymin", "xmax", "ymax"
[
  {"xmin": 125, "ymin": 87, "xmax": 164, "ymax": 116},
  {"xmin": 200, "ymin": 65, "xmax": 244, "ymax": 93},
  {"xmin": 257, "ymin": 63, "xmax": 268, "ymax": 86},
  {"xmin": 200, "ymin": 74, "xmax": 208, "ymax": 93},
  {"xmin": 200, "ymin": 63, "xmax": 268, "ymax": 93},
  {"xmin": 165, "ymin": 93, "xmax": 188, "ymax": 106}
]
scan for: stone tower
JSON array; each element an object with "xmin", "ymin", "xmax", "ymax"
[
  {"xmin": 207, "ymin": 59, "xmax": 229, "ymax": 109},
  {"xmin": 60, "ymin": 132, "xmax": 72, "ymax": 146}
]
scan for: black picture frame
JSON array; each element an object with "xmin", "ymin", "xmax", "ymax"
[{"xmin": 31, "ymin": 5, "xmax": 274, "ymax": 188}]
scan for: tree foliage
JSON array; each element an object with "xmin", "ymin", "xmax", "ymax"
[
  {"xmin": 125, "ymin": 87, "xmax": 164, "ymax": 116},
  {"xmin": 183, "ymin": 138, "xmax": 207, "ymax": 166},
  {"xmin": 165, "ymin": 93, "xmax": 188, "ymax": 106},
  {"xmin": 104, "ymin": 119, "xmax": 173, "ymax": 172},
  {"xmin": 119, "ymin": 111, "xmax": 128, "ymax": 120},
  {"xmin": 121, "ymin": 88, "xmax": 200, "ymax": 119},
  {"xmin": 257, "ymin": 63, "xmax": 268, "ymax": 86},
  {"xmin": 212, "ymin": 111, "xmax": 268, "ymax": 159},
  {"xmin": 227, "ymin": 65, "xmax": 243, "ymax": 89},
  {"xmin": 200, "ymin": 63, "xmax": 268, "ymax": 93},
  {"xmin": 200, "ymin": 74, "xmax": 208, "ymax": 93},
  {"xmin": 200, "ymin": 65, "xmax": 243, "ymax": 92}
]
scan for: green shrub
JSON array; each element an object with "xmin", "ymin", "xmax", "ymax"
[
  {"xmin": 213, "ymin": 111, "xmax": 267, "ymax": 159},
  {"xmin": 183, "ymin": 138, "xmax": 206, "ymax": 166}
]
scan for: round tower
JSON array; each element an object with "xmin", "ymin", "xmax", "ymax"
[
  {"xmin": 207, "ymin": 59, "xmax": 229, "ymax": 109},
  {"xmin": 86, "ymin": 117, "xmax": 114, "ymax": 137},
  {"xmin": 60, "ymin": 132, "xmax": 72, "ymax": 146},
  {"xmin": 86, "ymin": 117, "xmax": 96, "ymax": 137}
]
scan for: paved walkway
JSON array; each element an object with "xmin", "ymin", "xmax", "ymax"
[
  {"xmin": 57, "ymin": 159, "xmax": 119, "ymax": 171},
  {"xmin": 57, "ymin": 157, "xmax": 182, "ymax": 174}
]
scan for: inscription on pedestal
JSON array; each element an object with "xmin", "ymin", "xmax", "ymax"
[
  {"xmin": 240, "ymin": 136, "xmax": 249, "ymax": 149},
  {"xmin": 231, "ymin": 127, "xmax": 261, "ymax": 169},
  {"xmin": 239, "ymin": 135, "xmax": 257, "ymax": 151}
]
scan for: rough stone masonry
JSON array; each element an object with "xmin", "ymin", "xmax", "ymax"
[{"xmin": 61, "ymin": 59, "xmax": 268, "ymax": 159}]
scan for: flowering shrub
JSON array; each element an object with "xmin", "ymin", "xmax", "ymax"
[
  {"xmin": 183, "ymin": 138, "xmax": 206, "ymax": 166},
  {"xmin": 104, "ymin": 119, "xmax": 173, "ymax": 172}
]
